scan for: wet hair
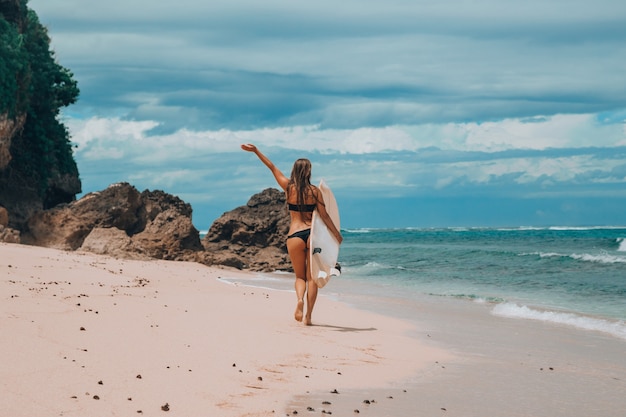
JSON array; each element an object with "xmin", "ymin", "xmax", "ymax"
[{"xmin": 288, "ymin": 158, "xmax": 316, "ymax": 218}]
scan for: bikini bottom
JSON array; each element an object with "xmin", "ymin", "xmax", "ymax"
[{"xmin": 287, "ymin": 228, "xmax": 311, "ymax": 243}]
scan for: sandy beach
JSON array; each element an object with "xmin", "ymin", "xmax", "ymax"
[
  {"xmin": 1, "ymin": 243, "xmax": 446, "ymax": 416},
  {"xmin": 3, "ymin": 242, "xmax": 625, "ymax": 417}
]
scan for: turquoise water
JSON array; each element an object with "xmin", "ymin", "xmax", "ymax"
[{"xmin": 338, "ymin": 226, "xmax": 626, "ymax": 340}]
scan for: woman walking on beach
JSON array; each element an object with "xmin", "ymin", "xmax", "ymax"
[{"xmin": 241, "ymin": 144, "xmax": 343, "ymax": 325}]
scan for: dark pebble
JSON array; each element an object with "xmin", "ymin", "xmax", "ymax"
[
  {"xmin": 93, "ymin": 395, "xmax": 100, "ymax": 400},
  {"xmin": 161, "ymin": 403, "xmax": 170, "ymax": 411},
  {"xmin": 330, "ymin": 389, "xmax": 339, "ymax": 394},
  {"xmin": 307, "ymin": 406, "xmax": 315, "ymax": 411}
]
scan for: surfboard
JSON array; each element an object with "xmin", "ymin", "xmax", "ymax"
[{"xmin": 310, "ymin": 179, "xmax": 341, "ymax": 288}]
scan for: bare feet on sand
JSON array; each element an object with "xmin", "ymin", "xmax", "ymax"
[{"xmin": 295, "ymin": 299, "xmax": 304, "ymax": 322}]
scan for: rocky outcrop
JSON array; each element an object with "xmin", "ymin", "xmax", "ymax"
[
  {"xmin": 0, "ymin": 1, "xmax": 81, "ymax": 229},
  {"xmin": 8, "ymin": 183, "xmax": 296, "ymax": 271},
  {"xmin": 0, "ymin": 205, "xmax": 20, "ymax": 243},
  {"xmin": 23, "ymin": 183, "xmax": 203, "ymax": 260},
  {"xmin": 0, "ymin": 114, "xmax": 25, "ymax": 170},
  {"xmin": 202, "ymin": 188, "xmax": 291, "ymax": 272}
]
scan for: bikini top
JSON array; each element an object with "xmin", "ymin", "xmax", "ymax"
[{"xmin": 288, "ymin": 203, "xmax": 316, "ymax": 213}]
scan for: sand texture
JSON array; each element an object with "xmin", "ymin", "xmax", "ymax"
[{"xmin": 1, "ymin": 243, "xmax": 445, "ymax": 416}]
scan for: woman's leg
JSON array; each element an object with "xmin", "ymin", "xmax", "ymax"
[
  {"xmin": 287, "ymin": 237, "xmax": 308, "ymax": 322},
  {"xmin": 305, "ymin": 277, "xmax": 318, "ymax": 326},
  {"xmin": 304, "ymin": 238, "xmax": 318, "ymax": 325}
]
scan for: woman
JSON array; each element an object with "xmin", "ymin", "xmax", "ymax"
[{"xmin": 241, "ymin": 144, "xmax": 343, "ymax": 325}]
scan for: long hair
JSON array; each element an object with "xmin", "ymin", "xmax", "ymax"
[{"xmin": 288, "ymin": 158, "xmax": 315, "ymax": 217}]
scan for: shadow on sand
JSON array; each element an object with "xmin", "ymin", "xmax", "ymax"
[{"xmin": 312, "ymin": 324, "xmax": 377, "ymax": 333}]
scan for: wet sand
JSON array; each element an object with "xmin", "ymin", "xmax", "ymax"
[{"xmin": 286, "ymin": 289, "xmax": 626, "ymax": 417}]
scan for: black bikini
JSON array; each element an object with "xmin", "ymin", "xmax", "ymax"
[
  {"xmin": 287, "ymin": 228, "xmax": 311, "ymax": 243},
  {"xmin": 286, "ymin": 201, "xmax": 315, "ymax": 243},
  {"xmin": 287, "ymin": 203, "xmax": 316, "ymax": 212}
]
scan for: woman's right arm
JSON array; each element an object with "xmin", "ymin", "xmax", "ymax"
[
  {"xmin": 313, "ymin": 188, "xmax": 343, "ymax": 244},
  {"xmin": 241, "ymin": 144, "xmax": 289, "ymax": 191}
]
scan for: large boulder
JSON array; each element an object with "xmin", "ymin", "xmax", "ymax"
[
  {"xmin": 23, "ymin": 182, "xmax": 203, "ymax": 260},
  {"xmin": 202, "ymin": 188, "xmax": 291, "ymax": 272},
  {"xmin": 131, "ymin": 189, "xmax": 203, "ymax": 259},
  {"xmin": 0, "ymin": 205, "xmax": 20, "ymax": 243},
  {"xmin": 0, "ymin": 206, "xmax": 8, "ymax": 227}
]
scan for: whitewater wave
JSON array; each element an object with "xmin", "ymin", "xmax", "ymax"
[
  {"xmin": 497, "ymin": 226, "xmax": 544, "ymax": 231},
  {"xmin": 617, "ymin": 238, "xmax": 626, "ymax": 252},
  {"xmin": 493, "ymin": 226, "xmax": 626, "ymax": 232},
  {"xmin": 492, "ymin": 303, "xmax": 626, "ymax": 341},
  {"xmin": 353, "ymin": 261, "xmax": 390, "ymax": 271},
  {"xmin": 522, "ymin": 251, "xmax": 626, "ymax": 264},
  {"xmin": 548, "ymin": 226, "xmax": 626, "ymax": 231}
]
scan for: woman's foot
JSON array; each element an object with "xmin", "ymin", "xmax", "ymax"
[
  {"xmin": 304, "ymin": 315, "xmax": 312, "ymax": 326},
  {"xmin": 294, "ymin": 299, "xmax": 304, "ymax": 322}
]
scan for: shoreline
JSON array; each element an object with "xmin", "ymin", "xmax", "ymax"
[
  {"xmin": 284, "ymin": 280, "xmax": 626, "ymax": 416},
  {"xmin": 1, "ymin": 243, "xmax": 448, "ymax": 416},
  {"xmin": 210, "ymin": 270, "xmax": 626, "ymax": 416}
]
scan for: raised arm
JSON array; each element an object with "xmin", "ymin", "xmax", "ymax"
[{"xmin": 241, "ymin": 144, "xmax": 289, "ymax": 191}]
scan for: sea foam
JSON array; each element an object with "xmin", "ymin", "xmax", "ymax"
[
  {"xmin": 492, "ymin": 303, "xmax": 626, "ymax": 341},
  {"xmin": 527, "ymin": 251, "xmax": 626, "ymax": 264}
]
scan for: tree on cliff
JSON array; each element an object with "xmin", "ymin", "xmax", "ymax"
[{"xmin": 0, "ymin": 0, "xmax": 80, "ymax": 224}]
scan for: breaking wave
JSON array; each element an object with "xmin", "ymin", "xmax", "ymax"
[{"xmin": 492, "ymin": 303, "xmax": 626, "ymax": 341}]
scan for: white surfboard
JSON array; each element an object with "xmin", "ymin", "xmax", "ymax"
[{"xmin": 310, "ymin": 179, "xmax": 341, "ymax": 288}]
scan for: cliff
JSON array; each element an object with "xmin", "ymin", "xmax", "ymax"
[{"xmin": 0, "ymin": 0, "xmax": 81, "ymax": 228}]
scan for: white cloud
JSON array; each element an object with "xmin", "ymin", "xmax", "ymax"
[
  {"xmin": 68, "ymin": 112, "xmax": 626, "ymax": 166},
  {"xmin": 27, "ymin": 0, "xmax": 626, "ymax": 226}
]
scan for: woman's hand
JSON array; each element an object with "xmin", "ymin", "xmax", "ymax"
[{"xmin": 241, "ymin": 143, "xmax": 257, "ymax": 152}]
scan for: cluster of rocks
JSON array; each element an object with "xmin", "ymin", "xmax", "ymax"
[
  {"xmin": 0, "ymin": 205, "xmax": 20, "ymax": 243},
  {"xmin": 18, "ymin": 182, "xmax": 202, "ymax": 261},
  {"xmin": 202, "ymin": 187, "xmax": 291, "ymax": 271},
  {"xmin": 0, "ymin": 182, "xmax": 291, "ymax": 272}
]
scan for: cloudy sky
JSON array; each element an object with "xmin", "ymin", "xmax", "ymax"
[{"xmin": 29, "ymin": 0, "xmax": 626, "ymax": 229}]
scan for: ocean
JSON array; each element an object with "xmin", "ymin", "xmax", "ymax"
[{"xmin": 336, "ymin": 226, "xmax": 626, "ymax": 341}]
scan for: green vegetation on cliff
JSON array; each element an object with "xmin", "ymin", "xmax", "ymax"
[{"xmin": 0, "ymin": 0, "xmax": 80, "ymax": 208}]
